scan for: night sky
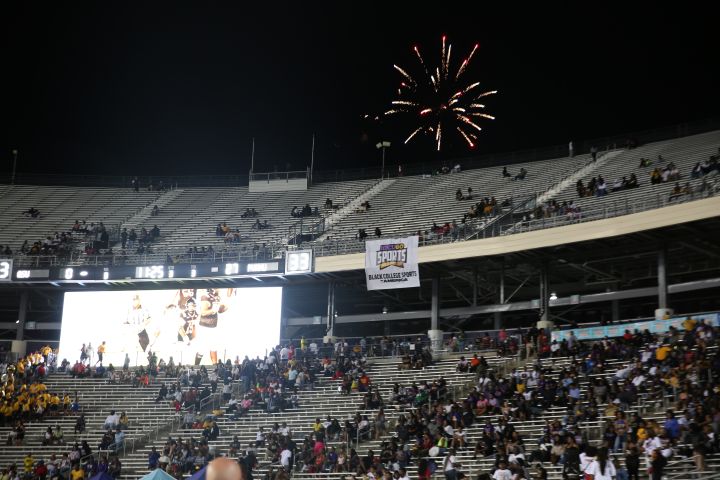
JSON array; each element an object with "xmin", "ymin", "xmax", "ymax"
[{"xmin": 3, "ymin": 2, "xmax": 718, "ymax": 177}]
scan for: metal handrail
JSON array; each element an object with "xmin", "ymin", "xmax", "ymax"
[{"xmin": 503, "ymin": 184, "xmax": 718, "ymax": 235}]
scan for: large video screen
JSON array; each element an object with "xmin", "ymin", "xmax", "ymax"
[{"xmin": 59, "ymin": 287, "xmax": 282, "ymax": 366}]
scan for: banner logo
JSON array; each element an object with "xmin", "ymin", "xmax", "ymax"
[{"xmin": 376, "ymin": 243, "xmax": 408, "ymax": 269}]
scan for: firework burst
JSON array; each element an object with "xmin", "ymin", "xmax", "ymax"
[{"xmin": 385, "ymin": 36, "xmax": 497, "ymax": 151}]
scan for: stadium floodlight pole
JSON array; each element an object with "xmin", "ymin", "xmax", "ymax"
[
  {"xmin": 310, "ymin": 134, "xmax": 315, "ymax": 185},
  {"xmin": 250, "ymin": 138, "xmax": 255, "ymax": 174},
  {"xmin": 11, "ymin": 149, "xmax": 18, "ymax": 185},
  {"xmin": 376, "ymin": 141, "xmax": 391, "ymax": 179}
]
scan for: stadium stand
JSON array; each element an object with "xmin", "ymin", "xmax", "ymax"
[
  {"xmin": 507, "ymin": 130, "xmax": 720, "ymax": 234},
  {"xmin": 314, "ymin": 153, "xmax": 598, "ymax": 244},
  {"xmin": 0, "ymin": 129, "xmax": 718, "ymax": 267},
  {"xmin": 135, "ymin": 179, "xmax": 378, "ymax": 259},
  {"xmin": 0, "ymin": 186, "xmax": 162, "ymax": 259}
]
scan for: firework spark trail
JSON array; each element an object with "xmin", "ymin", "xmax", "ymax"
[
  {"xmin": 446, "ymin": 44, "xmax": 452, "ymax": 80},
  {"xmin": 393, "ymin": 65, "xmax": 417, "ymax": 87},
  {"xmin": 392, "ymin": 100, "xmax": 419, "ymax": 107},
  {"xmin": 456, "ymin": 43, "xmax": 479, "ymax": 80},
  {"xmin": 404, "ymin": 126, "xmax": 423, "ymax": 144},
  {"xmin": 385, "ymin": 36, "xmax": 497, "ymax": 150},
  {"xmin": 441, "ymin": 36, "xmax": 447, "ymax": 81},
  {"xmin": 458, "ymin": 115, "xmax": 484, "ymax": 133},
  {"xmin": 457, "ymin": 127, "xmax": 474, "ymax": 148},
  {"xmin": 414, "ymin": 46, "xmax": 432, "ymax": 88},
  {"xmin": 436, "ymin": 121, "xmax": 442, "ymax": 151}
]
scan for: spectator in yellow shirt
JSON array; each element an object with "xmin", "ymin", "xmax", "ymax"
[
  {"xmin": 70, "ymin": 464, "xmax": 85, "ymax": 480},
  {"xmin": 24, "ymin": 454, "xmax": 33, "ymax": 473},
  {"xmin": 97, "ymin": 341, "xmax": 107, "ymax": 366},
  {"xmin": 656, "ymin": 344, "xmax": 672, "ymax": 361},
  {"xmin": 682, "ymin": 317, "xmax": 696, "ymax": 331}
]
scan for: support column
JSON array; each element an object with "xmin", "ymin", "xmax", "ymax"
[
  {"xmin": 325, "ymin": 281, "xmax": 336, "ymax": 339},
  {"xmin": 657, "ymin": 248, "xmax": 667, "ymax": 309},
  {"xmin": 499, "ymin": 263, "xmax": 505, "ymax": 305},
  {"xmin": 428, "ymin": 276, "xmax": 444, "ymax": 352},
  {"xmin": 611, "ymin": 299, "xmax": 620, "ymax": 323},
  {"xmin": 12, "ymin": 291, "xmax": 29, "ymax": 360},
  {"xmin": 431, "ymin": 276, "xmax": 439, "ymax": 331},
  {"xmin": 537, "ymin": 261, "xmax": 553, "ymax": 330},
  {"xmin": 656, "ymin": 247, "xmax": 673, "ymax": 319},
  {"xmin": 472, "ymin": 267, "xmax": 478, "ymax": 306},
  {"xmin": 495, "ymin": 263, "xmax": 505, "ymax": 330},
  {"xmin": 16, "ymin": 291, "xmax": 29, "ymax": 341}
]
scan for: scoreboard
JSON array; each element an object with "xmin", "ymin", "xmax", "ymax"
[{"xmin": 0, "ymin": 250, "xmax": 313, "ymax": 284}]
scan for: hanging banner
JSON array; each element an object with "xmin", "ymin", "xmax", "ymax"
[{"xmin": 365, "ymin": 236, "xmax": 420, "ymax": 290}]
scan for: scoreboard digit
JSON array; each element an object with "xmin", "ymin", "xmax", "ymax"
[{"xmin": 0, "ymin": 259, "xmax": 12, "ymax": 282}]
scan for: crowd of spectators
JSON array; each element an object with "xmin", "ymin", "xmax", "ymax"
[
  {"xmin": 374, "ymin": 317, "xmax": 718, "ymax": 480},
  {"xmin": 0, "ymin": 347, "xmax": 125, "ymax": 480},
  {"xmin": 2, "ymin": 314, "xmax": 719, "ymax": 480},
  {"xmin": 119, "ymin": 225, "xmax": 161, "ymax": 254},
  {"xmin": 290, "ymin": 205, "xmax": 319, "ymax": 218},
  {"xmin": 220, "ymin": 318, "xmax": 716, "ymax": 480},
  {"xmin": 1, "ymin": 347, "xmax": 66, "ymax": 432},
  {"xmin": 577, "ymin": 173, "xmax": 639, "ymax": 199}
]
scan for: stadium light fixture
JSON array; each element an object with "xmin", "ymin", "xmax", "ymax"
[
  {"xmin": 376, "ymin": 141, "xmax": 391, "ymax": 179},
  {"xmin": 549, "ymin": 292, "xmax": 558, "ymax": 301}
]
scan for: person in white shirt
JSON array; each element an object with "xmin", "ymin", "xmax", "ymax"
[
  {"xmin": 507, "ymin": 447, "xmax": 525, "ymax": 466},
  {"xmin": 643, "ymin": 434, "xmax": 662, "ymax": 458},
  {"xmin": 255, "ymin": 427, "xmax": 265, "ymax": 447},
  {"xmin": 585, "ymin": 449, "xmax": 616, "ymax": 480},
  {"xmin": 443, "ymin": 449, "xmax": 459, "ymax": 480},
  {"xmin": 492, "ymin": 461, "xmax": 512, "ymax": 480},
  {"xmin": 397, "ymin": 468, "xmax": 410, "ymax": 480},
  {"xmin": 452, "ymin": 427, "xmax": 467, "ymax": 449},
  {"xmin": 631, "ymin": 373, "xmax": 646, "ymax": 387},
  {"xmin": 579, "ymin": 446, "xmax": 596, "ymax": 474},
  {"xmin": 280, "ymin": 448, "xmax": 292, "ymax": 469},
  {"xmin": 641, "ymin": 350, "xmax": 653, "ymax": 363},
  {"xmin": 613, "ymin": 365, "xmax": 632, "ymax": 381},
  {"xmin": 103, "ymin": 411, "xmax": 120, "ymax": 430}
]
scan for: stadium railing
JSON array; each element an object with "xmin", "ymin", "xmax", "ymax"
[{"xmin": 503, "ymin": 182, "xmax": 719, "ymax": 235}]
